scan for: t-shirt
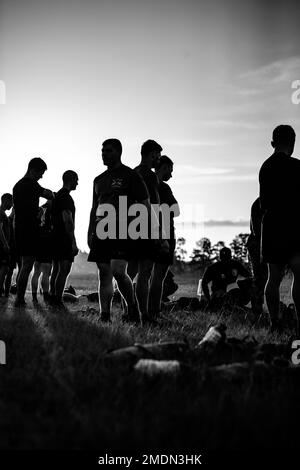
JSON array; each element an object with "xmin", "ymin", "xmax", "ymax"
[
  {"xmin": 134, "ymin": 164, "xmax": 160, "ymax": 204},
  {"xmin": 13, "ymin": 177, "xmax": 45, "ymax": 231},
  {"xmin": 202, "ymin": 260, "xmax": 250, "ymax": 293},
  {"xmin": 259, "ymin": 152, "xmax": 300, "ymax": 223},
  {"xmin": 91, "ymin": 164, "xmax": 149, "ymax": 234},
  {"xmin": 0, "ymin": 209, "xmax": 10, "ymax": 246},
  {"xmin": 158, "ymin": 181, "xmax": 179, "ymax": 240},
  {"xmin": 259, "ymin": 152, "xmax": 300, "ymax": 254},
  {"xmin": 52, "ymin": 188, "xmax": 75, "ymax": 241}
]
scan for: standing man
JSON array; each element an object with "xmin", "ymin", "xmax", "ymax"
[
  {"xmin": 127, "ymin": 139, "xmax": 165, "ymax": 323},
  {"xmin": 259, "ymin": 125, "xmax": 300, "ymax": 334},
  {"xmin": 50, "ymin": 171, "xmax": 79, "ymax": 306},
  {"xmin": 13, "ymin": 158, "xmax": 53, "ymax": 307},
  {"xmin": 148, "ymin": 155, "xmax": 180, "ymax": 317},
  {"xmin": 87, "ymin": 138, "xmax": 149, "ymax": 323}
]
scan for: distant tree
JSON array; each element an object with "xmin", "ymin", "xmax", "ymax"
[
  {"xmin": 190, "ymin": 237, "xmax": 212, "ymax": 268},
  {"xmin": 230, "ymin": 233, "xmax": 250, "ymax": 266},
  {"xmin": 175, "ymin": 237, "xmax": 187, "ymax": 271}
]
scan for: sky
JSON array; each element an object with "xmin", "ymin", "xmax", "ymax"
[{"xmin": 1, "ymin": 0, "xmax": 300, "ymax": 252}]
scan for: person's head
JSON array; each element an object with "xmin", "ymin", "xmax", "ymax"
[
  {"xmin": 155, "ymin": 155, "xmax": 174, "ymax": 181},
  {"xmin": 141, "ymin": 140, "xmax": 162, "ymax": 168},
  {"xmin": 102, "ymin": 139, "xmax": 122, "ymax": 168},
  {"xmin": 271, "ymin": 125, "xmax": 296, "ymax": 156},
  {"xmin": 219, "ymin": 247, "xmax": 232, "ymax": 263},
  {"xmin": 27, "ymin": 157, "xmax": 47, "ymax": 180},
  {"xmin": 62, "ymin": 170, "xmax": 79, "ymax": 191},
  {"xmin": 1, "ymin": 193, "xmax": 13, "ymax": 211}
]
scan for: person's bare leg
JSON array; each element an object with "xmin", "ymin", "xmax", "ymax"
[
  {"xmin": 148, "ymin": 263, "xmax": 170, "ymax": 318},
  {"xmin": 265, "ymin": 263, "xmax": 285, "ymax": 329},
  {"xmin": 50, "ymin": 261, "xmax": 58, "ymax": 296},
  {"xmin": 4, "ymin": 265, "xmax": 14, "ymax": 296},
  {"xmin": 40, "ymin": 263, "xmax": 52, "ymax": 295},
  {"xmin": 31, "ymin": 261, "xmax": 42, "ymax": 301},
  {"xmin": 0, "ymin": 265, "xmax": 8, "ymax": 295},
  {"xmin": 126, "ymin": 259, "xmax": 138, "ymax": 282},
  {"xmin": 16, "ymin": 256, "xmax": 35, "ymax": 304},
  {"xmin": 288, "ymin": 253, "xmax": 300, "ymax": 335},
  {"xmin": 55, "ymin": 260, "xmax": 72, "ymax": 301},
  {"xmin": 111, "ymin": 259, "xmax": 140, "ymax": 322},
  {"xmin": 97, "ymin": 262, "xmax": 113, "ymax": 321},
  {"xmin": 135, "ymin": 259, "xmax": 154, "ymax": 320}
]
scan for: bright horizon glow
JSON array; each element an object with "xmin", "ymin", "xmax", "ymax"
[{"xmin": 1, "ymin": 0, "xmax": 300, "ymax": 252}]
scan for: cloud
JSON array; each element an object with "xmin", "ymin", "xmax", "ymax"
[
  {"xmin": 240, "ymin": 56, "xmax": 300, "ymax": 86},
  {"xmin": 163, "ymin": 139, "xmax": 225, "ymax": 147},
  {"xmin": 204, "ymin": 219, "xmax": 249, "ymax": 227},
  {"xmin": 173, "ymin": 165, "xmax": 257, "ymax": 184}
]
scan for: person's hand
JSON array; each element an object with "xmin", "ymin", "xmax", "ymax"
[{"xmin": 72, "ymin": 242, "xmax": 79, "ymax": 256}]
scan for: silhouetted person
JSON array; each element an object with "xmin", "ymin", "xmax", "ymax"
[
  {"xmin": 147, "ymin": 155, "xmax": 180, "ymax": 316},
  {"xmin": 31, "ymin": 200, "xmax": 54, "ymax": 303},
  {"xmin": 50, "ymin": 171, "xmax": 79, "ymax": 306},
  {"xmin": 13, "ymin": 158, "xmax": 53, "ymax": 307},
  {"xmin": 201, "ymin": 247, "xmax": 251, "ymax": 310},
  {"xmin": 87, "ymin": 139, "xmax": 149, "ymax": 323},
  {"xmin": 4, "ymin": 207, "xmax": 20, "ymax": 297},
  {"xmin": 0, "ymin": 193, "xmax": 13, "ymax": 296},
  {"xmin": 259, "ymin": 124, "xmax": 300, "ymax": 333},
  {"xmin": 127, "ymin": 139, "xmax": 168, "ymax": 323},
  {"xmin": 246, "ymin": 197, "xmax": 268, "ymax": 316}
]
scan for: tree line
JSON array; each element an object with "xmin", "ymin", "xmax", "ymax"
[{"xmin": 174, "ymin": 233, "xmax": 250, "ymax": 272}]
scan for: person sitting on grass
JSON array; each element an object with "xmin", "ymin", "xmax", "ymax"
[{"xmin": 201, "ymin": 247, "xmax": 252, "ymax": 311}]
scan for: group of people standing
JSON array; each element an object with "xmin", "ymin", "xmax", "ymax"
[
  {"xmin": 0, "ymin": 160, "xmax": 79, "ymax": 308},
  {"xmin": 0, "ymin": 139, "xmax": 179, "ymax": 326},
  {"xmin": 1, "ymin": 126, "xmax": 299, "ymax": 335}
]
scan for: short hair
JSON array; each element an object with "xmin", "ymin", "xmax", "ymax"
[
  {"xmin": 220, "ymin": 247, "xmax": 231, "ymax": 259},
  {"xmin": 28, "ymin": 157, "xmax": 47, "ymax": 172},
  {"xmin": 272, "ymin": 125, "xmax": 296, "ymax": 146},
  {"xmin": 156, "ymin": 155, "xmax": 173, "ymax": 170},
  {"xmin": 141, "ymin": 140, "xmax": 163, "ymax": 159},
  {"xmin": 102, "ymin": 138, "xmax": 122, "ymax": 156},
  {"xmin": 63, "ymin": 170, "xmax": 78, "ymax": 183},
  {"xmin": 1, "ymin": 193, "xmax": 13, "ymax": 204}
]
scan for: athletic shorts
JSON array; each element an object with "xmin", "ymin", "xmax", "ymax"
[
  {"xmin": 261, "ymin": 215, "xmax": 300, "ymax": 264},
  {"xmin": 0, "ymin": 244, "xmax": 9, "ymax": 265},
  {"xmin": 36, "ymin": 232, "xmax": 54, "ymax": 263},
  {"xmin": 15, "ymin": 227, "xmax": 39, "ymax": 257},
  {"xmin": 88, "ymin": 235, "xmax": 134, "ymax": 263},
  {"xmin": 52, "ymin": 236, "xmax": 74, "ymax": 262}
]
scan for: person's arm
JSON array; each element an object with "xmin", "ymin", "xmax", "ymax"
[
  {"xmin": 201, "ymin": 269, "xmax": 211, "ymax": 301},
  {"xmin": 41, "ymin": 188, "xmax": 54, "ymax": 200},
  {"xmin": 87, "ymin": 182, "xmax": 98, "ymax": 248},
  {"xmin": 62, "ymin": 210, "xmax": 78, "ymax": 255},
  {"xmin": 0, "ymin": 222, "xmax": 10, "ymax": 254}
]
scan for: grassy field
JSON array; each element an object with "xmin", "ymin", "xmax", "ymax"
[{"xmin": 0, "ymin": 270, "xmax": 299, "ymax": 454}]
